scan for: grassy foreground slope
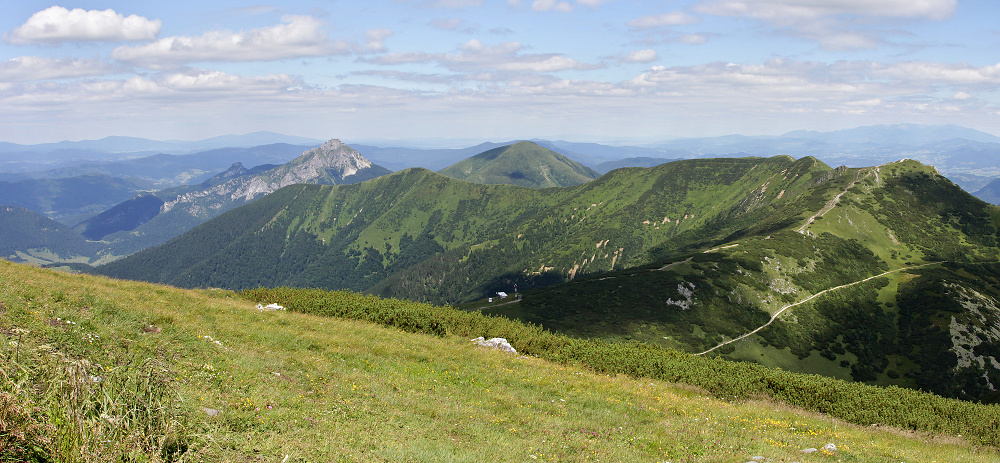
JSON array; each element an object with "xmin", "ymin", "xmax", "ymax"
[{"xmin": 3, "ymin": 261, "xmax": 999, "ymax": 461}]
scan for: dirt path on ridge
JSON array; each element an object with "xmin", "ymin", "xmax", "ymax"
[
  {"xmin": 695, "ymin": 262, "xmax": 941, "ymax": 356},
  {"xmin": 796, "ymin": 169, "xmax": 869, "ymax": 234}
]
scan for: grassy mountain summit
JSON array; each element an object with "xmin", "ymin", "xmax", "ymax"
[{"xmin": 438, "ymin": 141, "xmax": 599, "ymax": 188}]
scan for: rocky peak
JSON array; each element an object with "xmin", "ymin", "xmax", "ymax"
[
  {"xmin": 288, "ymin": 138, "xmax": 373, "ymax": 180},
  {"xmin": 319, "ymin": 139, "xmax": 346, "ymax": 152},
  {"xmin": 220, "ymin": 162, "xmax": 249, "ymax": 178}
]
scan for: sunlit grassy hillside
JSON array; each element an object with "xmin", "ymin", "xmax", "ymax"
[{"xmin": 2, "ymin": 260, "xmax": 998, "ymax": 462}]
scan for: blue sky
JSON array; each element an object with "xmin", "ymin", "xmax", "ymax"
[{"xmin": 1, "ymin": 0, "xmax": 998, "ymax": 145}]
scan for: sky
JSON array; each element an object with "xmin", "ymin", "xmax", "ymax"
[{"xmin": 1, "ymin": 0, "xmax": 999, "ymax": 145}]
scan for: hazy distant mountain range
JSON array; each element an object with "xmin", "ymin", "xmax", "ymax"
[
  {"xmin": 0, "ymin": 131, "xmax": 322, "ymax": 157},
  {"xmin": 4, "ymin": 123, "xmax": 1000, "ymax": 191}
]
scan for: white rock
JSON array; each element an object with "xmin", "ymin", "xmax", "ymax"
[
  {"xmin": 822, "ymin": 443, "xmax": 836, "ymax": 453},
  {"xmin": 256, "ymin": 303, "xmax": 286, "ymax": 311},
  {"xmin": 471, "ymin": 337, "xmax": 517, "ymax": 354}
]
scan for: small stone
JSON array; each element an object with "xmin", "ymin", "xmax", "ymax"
[
  {"xmin": 822, "ymin": 443, "xmax": 837, "ymax": 453},
  {"xmin": 801, "ymin": 448, "xmax": 818, "ymax": 453},
  {"xmin": 202, "ymin": 407, "xmax": 222, "ymax": 417},
  {"xmin": 750, "ymin": 457, "xmax": 766, "ymax": 461}
]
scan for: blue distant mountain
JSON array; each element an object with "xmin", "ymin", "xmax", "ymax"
[{"xmin": 0, "ymin": 131, "xmax": 324, "ymax": 156}]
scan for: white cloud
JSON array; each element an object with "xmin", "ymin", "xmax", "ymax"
[
  {"xmin": 622, "ymin": 59, "xmax": 1000, "ymax": 118},
  {"xmin": 365, "ymin": 29, "xmax": 394, "ymax": 52},
  {"xmin": 3, "ymin": 51, "xmax": 998, "ymax": 144},
  {"xmin": 532, "ymin": 0, "xmax": 574, "ymax": 13},
  {"xmin": 0, "ymin": 56, "xmax": 119, "ymax": 82},
  {"xmin": 430, "ymin": 18, "xmax": 464, "ymax": 30},
  {"xmin": 846, "ymin": 98, "xmax": 883, "ymax": 107},
  {"xmin": 4, "ymin": 6, "xmax": 161, "ymax": 44},
  {"xmin": 1, "ymin": 69, "xmax": 298, "ymax": 105},
  {"xmin": 627, "ymin": 12, "xmax": 701, "ymax": 28},
  {"xmin": 576, "ymin": 0, "xmax": 616, "ymax": 7},
  {"xmin": 495, "ymin": 56, "xmax": 589, "ymax": 72},
  {"xmin": 156, "ymin": 70, "xmax": 298, "ymax": 93},
  {"xmin": 680, "ymin": 34, "xmax": 708, "ymax": 45},
  {"xmin": 111, "ymin": 15, "xmax": 349, "ymax": 67},
  {"xmin": 799, "ymin": 23, "xmax": 880, "ymax": 51},
  {"xmin": 867, "ymin": 61, "xmax": 1000, "ymax": 85},
  {"xmin": 364, "ymin": 39, "xmax": 602, "ymax": 73},
  {"xmin": 364, "ymin": 51, "xmax": 439, "ymax": 65},
  {"xmin": 695, "ymin": 0, "xmax": 957, "ymax": 23},
  {"xmin": 434, "ymin": 0, "xmax": 485, "ymax": 7},
  {"xmin": 622, "ymin": 49, "xmax": 658, "ymax": 63},
  {"xmin": 694, "ymin": 0, "xmax": 956, "ymax": 50}
]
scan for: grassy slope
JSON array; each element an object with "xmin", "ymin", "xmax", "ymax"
[{"xmin": 2, "ymin": 260, "xmax": 998, "ymax": 462}]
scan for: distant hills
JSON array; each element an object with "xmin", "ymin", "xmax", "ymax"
[
  {"xmin": 438, "ymin": 141, "xmax": 599, "ymax": 188},
  {"xmin": 0, "ymin": 131, "xmax": 322, "ymax": 157},
  {"xmin": 92, "ymin": 154, "xmax": 1000, "ymax": 401},
  {"xmin": 1, "ymin": 143, "xmax": 314, "ymax": 189},
  {"xmin": 0, "ymin": 205, "xmax": 100, "ymax": 264},
  {"xmin": 780, "ymin": 123, "xmax": 1000, "ymax": 145},
  {"xmin": 6, "ymin": 123, "xmax": 1000, "ymax": 193},
  {"xmin": 975, "ymin": 179, "xmax": 1000, "ymax": 205},
  {"xmin": 0, "ymin": 174, "xmax": 144, "ymax": 224}
]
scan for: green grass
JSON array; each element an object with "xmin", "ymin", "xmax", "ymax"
[{"xmin": 3, "ymin": 261, "xmax": 1000, "ymax": 461}]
